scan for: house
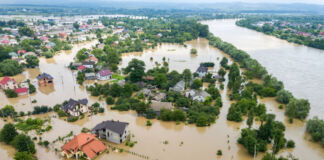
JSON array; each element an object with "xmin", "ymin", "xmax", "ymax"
[
  {"xmin": 17, "ymin": 50, "xmax": 26, "ymax": 55},
  {"xmin": 88, "ymin": 56, "xmax": 98, "ymax": 64},
  {"xmin": 85, "ymin": 73, "xmax": 96, "ymax": 80},
  {"xmin": 157, "ymin": 33, "xmax": 163, "ymax": 38},
  {"xmin": 196, "ymin": 66, "xmax": 208, "ymax": 77},
  {"xmin": 92, "ymin": 120, "xmax": 129, "ymax": 144},
  {"xmin": 96, "ymin": 69, "xmax": 112, "ymax": 80},
  {"xmin": 9, "ymin": 52, "xmax": 18, "ymax": 59},
  {"xmin": 14, "ymin": 88, "xmax": 28, "ymax": 96},
  {"xmin": 78, "ymin": 65, "xmax": 86, "ymax": 71},
  {"xmin": 185, "ymin": 90, "xmax": 211, "ymax": 102},
  {"xmin": 0, "ymin": 76, "xmax": 18, "ymax": 90},
  {"xmin": 151, "ymin": 101, "xmax": 174, "ymax": 112},
  {"xmin": 142, "ymin": 76, "xmax": 154, "ymax": 81},
  {"xmin": 169, "ymin": 80, "xmax": 185, "ymax": 92},
  {"xmin": 136, "ymin": 88, "xmax": 152, "ymax": 97},
  {"xmin": 82, "ymin": 61, "xmax": 95, "ymax": 69},
  {"xmin": 62, "ymin": 98, "xmax": 89, "ymax": 117},
  {"xmin": 37, "ymin": 73, "xmax": 54, "ymax": 86},
  {"xmin": 152, "ymin": 92, "xmax": 166, "ymax": 101},
  {"xmin": 61, "ymin": 133, "xmax": 106, "ymax": 160},
  {"xmin": 59, "ymin": 32, "xmax": 67, "ymax": 39},
  {"xmin": 97, "ymin": 44, "xmax": 104, "ymax": 50},
  {"xmin": 23, "ymin": 52, "xmax": 36, "ymax": 58}
]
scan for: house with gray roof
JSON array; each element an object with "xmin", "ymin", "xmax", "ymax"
[
  {"xmin": 185, "ymin": 89, "xmax": 211, "ymax": 102},
  {"xmin": 151, "ymin": 101, "xmax": 174, "ymax": 112},
  {"xmin": 62, "ymin": 98, "xmax": 89, "ymax": 117},
  {"xmin": 85, "ymin": 73, "xmax": 96, "ymax": 80},
  {"xmin": 92, "ymin": 120, "xmax": 129, "ymax": 144},
  {"xmin": 196, "ymin": 66, "xmax": 208, "ymax": 77},
  {"xmin": 169, "ymin": 80, "xmax": 185, "ymax": 92}
]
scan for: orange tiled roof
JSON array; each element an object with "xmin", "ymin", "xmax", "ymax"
[{"xmin": 61, "ymin": 133, "xmax": 106, "ymax": 159}]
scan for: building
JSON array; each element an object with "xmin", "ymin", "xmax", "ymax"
[
  {"xmin": 96, "ymin": 69, "xmax": 112, "ymax": 80},
  {"xmin": 169, "ymin": 80, "xmax": 185, "ymax": 92},
  {"xmin": 78, "ymin": 65, "xmax": 86, "ymax": 71},
  {"xmin": 196, "ymin": 66, "xmax": 208, "ymax": 77},
  {"xmin": 151, "ymin": 101, "xmax": 174, "ymax": 112},
  {"xmin": 85, "ymin": 73, "xmax": 96, "ymax": 80},
  {"xmin": 14, "ymin": 88, "xmax": 28, "ymax": 96},
  {"xmin": 62, "ymin": 98, "xmax": 89, "ymax": 117},
  {"xmin": 37, "ymin": 73, "xmax": 54, "ymax": 86},
  {"xmin": 61, "ymin": 133, "xmax": 106, "ymax": 160},
  {"xmin": 92, "ymin": 120, "xmax": 129, "ymax": 144},
  {"xmin": 0, "ymin": 76, "xmax": 18, "ymax": 90},
  {"xmin": 82, "ymin": 61, "xmax": 95, "ymax": 69},
  {"xmin": 152, "ymin": 92, "xmax": 166, "ymax": 101},
  {"xmin": 88, "ymin": 56, "xmax": 98, "ymax": 64},
  {"xmin": 185, "ymin": 90, "xmax": 211, "ymax": 102}
]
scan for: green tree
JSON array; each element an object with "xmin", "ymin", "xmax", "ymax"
[
  {"xmin": 18, "ymin": 26, "xmax": 34, "ymax": 37},
  {"xmin": 106, "ymin": 96, "xmax": 115, "ymax": 105},
  {"xmin": 124, "ymin": 59, "xmax": 145, "ymax": 82},
  {"xmin": 0, "ymin": 59, "xmax": 24, "ymax": 76},
  {"xmin": 276, "ymin": 90, "xmax": 293, "ymax": 104},
  {"xmin": 0, "ymin": 123, "xmax": 18, "ymax": 144},
  {"xmin": 76, "ymin": 48, "xmax": 89, "ymax": 62},
  {"xmin": 25, "ymin": 55, "xmax": 39, "ymax": 68},
  {"xmin": 11, "ymin": 134, "xmax": 36, "ymax": 153},
  {"xmin": 191, "ymin": 79, "xmax": 202, "ymax": 89},
  {"xmin": 14, "ymin": 152, "xmax": 34, "ymax": 160},
  {"xmin": 73, "ymin": 22, "xmax": 80, "ymax": 30},
  {"xmin": 285, "ymin": 98, "xmax": 310, "ymax": 120},
  {"xmin": 182, "ymin": 69, "xmax": 192, "ymax": 83},
  {"xmin": 154, "ymin": 73, "xmax": 168, "ymax": 89},
  {"xmin": 0, "ymin": 105, "xmax": 16, "ymax": 117},
  {"xmin": 5, "ymin": 89, "xmax": 18, "ymax": 98}
]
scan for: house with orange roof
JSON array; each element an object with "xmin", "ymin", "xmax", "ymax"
[
  {"xmin": 61, "ymin": 133, "xmax": 106, "ymax": 160},
  {"xmin": 0, "ymin": 76, "xmax": 18, "ymax": 90}
]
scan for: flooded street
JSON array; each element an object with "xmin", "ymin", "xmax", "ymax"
[
  {"xmin": 202, "ymin": 19, "xmax": 324, "ymax": 119},
  {"xmin": 0, "ymin": 21, "xmax": 324, "ymax": 160}
]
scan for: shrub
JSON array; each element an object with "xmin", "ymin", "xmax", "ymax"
[{"xmin": 286, "ymin": 140, "xmax": 295, "ymax": 148}]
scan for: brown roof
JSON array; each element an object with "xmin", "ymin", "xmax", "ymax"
[
  {"xmin": 61, "ymin": 133, "xmax": 106, "ymax": 159},
  {"xmin": 151, "ymin": 101, "xmax": 174, "ymax": 112}
]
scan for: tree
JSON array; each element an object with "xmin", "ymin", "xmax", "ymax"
[
  {"xmin": 182, "ymin": 69, "xmax": 192, "ymax": 83},
  {"xmin": 106, "ymin": 96, "xmax": 115, "ymax": 105},
  {"xmin": 206, "ymin": 86, "xmax": 220, "ymax": 99},
  {"xmin": 76, "ymin": 48, "xmax": 89, "ymax": 62},
  {"xmin": 25, "ymin": 55, "xmax": 39, "ymax": 68},
  {"xmin": 0, "ymin": 59, "xmax": 24, "ymax": 76},
  {"xmin": 196, "ymin": 113, "xmax": 209, "ymax": 126},
  {"xmin": 76, "ymin": 72, "xmax": 85, "ymax": 85},
  {"xmin": 285, "ymin": 98, "xmax": 310, "ymax": 120},
  {"xmin": 124, "ymin": 59, "xmax": 145, "ymax": 82},
  {"xmin": 191, "ymin": 79, "xmax": 202, "ymax": 89},
  {"xmin": 109, "ymin": 83, "xmax": 122, "ymax": 97},
  {"xmin": 276, "ymin": 90, "xmax": 293, "ymax": 104},
  {"xmin": 190, "ymin": 48, "xmax": 197, "ymax": 54},
  {"xmin": 154, "ymin": 73, "xmax": 168, "ymax": 89},
  {"xmin": 5, "ymin": 89, "xmax": 18, "ymax": 98},
  {"xmin": 0, "ymin": 45, "xmax": 12, "ymax": 62},
  {"xmin": 73, "ymin": 22, "xmax": 80, "ymax": 30},
  {"xmin": 18, "ymin": 26, "xmax": 34, "ymax": 37},
  {"xmin": 220, "ymin": 57, "xmax": 228, "ymax": 68},
  {"xmin": 14, "ymin": 152, "xmax": 34, "ymax": 160},
  {"xmin": 28, "ymin": 82, "xmax": 36, "ymax": 94},
  {"xmin": 11, "ymin": 134, "xmax": 36, "ymax": 154},
  {"xmin": 0, "ymin": 123, "xmax": 18, "ymax": 144},
  {"xmin": 218, "ymin": 68, "xmax": 226, "ymax": 77}
]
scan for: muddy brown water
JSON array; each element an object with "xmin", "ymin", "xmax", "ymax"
[{"xmin": 0, "ymin": 24, "xmax": 323, "ymax": 160}]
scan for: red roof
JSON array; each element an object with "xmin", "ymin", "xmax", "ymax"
[
  {"xmin": 0, "ymin": 76, "xmax": 16, "ymax": 85},
  {"xmin": 89, "ymin": 56, "xmax": 98, "ymax": 62},
  {"xmin": 15, "ymin": 88, "xmax": 28, "ymax": 94},
  {"xmin": 1, "ymin": 40, "xmax": 9, "ymax": 44},
  {"xmin": 18, "ymin": 50, "xmax": 26, "ymax": 54},
  {"xmin": 61, "ymin": 133, "xmax": 106, "ymax": 159},
  {"xmin": 98, "ymin": 69, "xmax": 112, "ymax": 77},
  {"xmin": 78, "ymin": 65, "xmax": 86, "ymax": 70}
]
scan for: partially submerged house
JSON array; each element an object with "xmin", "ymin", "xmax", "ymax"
[
  {"xmin": 0, "ymin": 76, "xmax": 18, "ymax": 90},
  {"xmin": 62, "ymin": 98, "xmax": 89, "ymax": 117},
  {"xmin": 185, "ymin": 90, "xmax": 211, "ymax": 102},
  {"xmin": 37, "ymin": 73, "xmax": 54, "ymax": 86},
  {"xmin": 14, "ymin": 87, "xmax": 28, "ymax": 96},
  {"xmin": 152, "ymin": 92, "xmax": 166, "ymax": 101},
  {"xmin": 61, "ymin": 133, "xmax": 106, "ymax": 160},
  {"xmin": 82, "ymin": 61, "xmax": 95, "ymax": 69},
  {"xmin": 196, "ymin": 66, "xmax": 208, "ymax": 77},
  {"xmin": 151, "ymin": 101, "xmax": 174, "ymax": 112},
  {"xmin": 85, "ymin": 73, "xmax": 96, "ymax": 80},
  {"xmin": 96, "ymin": 69, "xmax": 112, "ymax": 80},
  {"xmin": 169, "ymin": 80, "xmax": 185, "ymax": 92},
  {"xmin": 92, "ymin": 120, "xmax": 129, "ymax": 144}
]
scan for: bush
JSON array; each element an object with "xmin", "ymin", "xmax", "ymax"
[
  {"xmin": 146, "ymin": 120, "xmax": 152, "ymax": 126},
  {"xmin": 217, "ymin": 149, "xmax": 222, "ymax": 156},
  {"xmin": 0, "ymin": 123, "xmax": 18, "ymax": 144},
  {"xmin": 106, "ymin": 96, "xmax": 115, "ymax": 105},
  {"xmin": 285, "ymin": 98, "xmax": 310, "ymax": 120},
  {"xmin": 14, "ymin": 151, "xmax": 34, "ymax": 160},
  {"xmin": 11, "ymin": 134, "xmax": 36, "ymax": 153},
  {"xmin": 5, "ymin": 89, "xmax": 18, "ymax": 98},
  {"xmin": 276, "ymin": 89, "xmax": 293, "ymax": 104},
  {"xmin": 286, "ymin": 140, "xmax": 295, "ymax": 148},
  {"xmin": 0, "ymin": 105, "xmax": 16, "ymax": 117}
]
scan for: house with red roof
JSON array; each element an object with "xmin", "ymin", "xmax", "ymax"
[
  {"xmin": 14, "ymin": 87, "xmax": 28, "ymax": 95},
  {"xmin": 17, "ymin": 50, "xmax": 26, "ymax": 55},
  {"xmin": 0, "ymin": 76, "xmax": 18, "ymax": 90},
  {"xmin": 78, "ymin": 65, "xmax": 86, "ymax": 71},
  {"xmin": 61, "ymin": 133, "xmax": 106, "ymax": 160},
  {"xmin": 40, "ymin": 36, "xmax": 49, "ymax": 42},
  {"xmin": 1, "ymin": 40, "xmax": 10, "ymax": 45},
  {"xmin": 59, "ymin": 32, "xmax": 67, "ymax": 39},
  {"xmin": 88, "ymin": 56, "xmax": 98, "ymax": 64},
  {"xmin": 96, "ymin": 69, "xmax": 112, "ymax": 80}
]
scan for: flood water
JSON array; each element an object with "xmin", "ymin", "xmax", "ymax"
[
  {"xmin": 202, "ymin": 19, "xmax": 324, "ymax": 119},
  {"xmin": 0, "ymin": 21, "xmax": 324, "ymax": 160}
]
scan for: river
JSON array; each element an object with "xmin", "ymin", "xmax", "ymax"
[
  {"xmin": 202, "ymin": 19, "xmax": 324, "ymax": 119},
  {"xmin": 0, "ymin": 20, "xmax": 324, "ymax": 160}
]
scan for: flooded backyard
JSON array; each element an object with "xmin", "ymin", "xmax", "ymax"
[{"xmin": 0, "ymin": 20, "xmax": 324, "ymax": 160}]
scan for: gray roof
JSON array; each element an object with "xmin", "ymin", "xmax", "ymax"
[
  {"xmin": 92, "ymin": 120, "xmax": 129, "ymax": 135},
  {"xmin": 151, "ymin": 101, "xmax": 174, "ymax": 112},
  {"xmin": 196, "ymin": 66, "xmax": 208, "ymax": 73},
  {"xmin": 82, "ymin": 61, "xmax": 95, "ymax": 66},
  {"xmin": 62, "ymin": 98, "xmax": 88, "ymax": 111},
  {"xmin": 170, "ymin": 80, "xmax": 185, "ymax": 92},
  {"xmin": 37, "ymin": 73, "xmax": 53, "ymax": 80}
]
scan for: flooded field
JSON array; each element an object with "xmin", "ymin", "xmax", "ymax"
[{"xmin": 0, "ymin": 22, "xmax": 324, "ymax": 160}]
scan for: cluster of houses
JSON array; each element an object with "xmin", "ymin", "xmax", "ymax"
[
  {"xmin": 61, "ymin": 120, "xmax": 130, "ymax": 160},
  {"xmin": 0, "ymin": 72, "xmax": 54, "ymax": 97}
]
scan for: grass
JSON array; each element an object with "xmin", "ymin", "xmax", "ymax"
[{"xmin": 111, "ymin": 74, "xmax": 125, "ymax": 83}]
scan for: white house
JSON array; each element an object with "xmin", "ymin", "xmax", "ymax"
[
  {"xmin": 185, "ymin": 89, "xmax": 211, "ymax": 102},
  {"xmin": 82, "ymin": 61, "xmax": 95, "ymax": 69},
  {"xmin": 0, "ymin": 76, "xmax": 18, "ymax": 90},
  {"xmin": 92, "ymin": 120, "xmax": 130, "ymax": 144},
  {"xmin": 62, "ymin": 98, "xmax": 88, "ymax": 117},
  {"xmin": 96, "ymin": 69, "xmax": 112, "ymax": 80}
]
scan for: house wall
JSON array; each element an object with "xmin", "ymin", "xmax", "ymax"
[
  {"xmin": 38, "ymin": 78, "xmax": 53, "ymax": 86},
  {"xmin": 1, "ymin": 80, "xmax": 18, "ymax": 90},
  {"xmin": 96, "ymin": 74, "xmax": 112, "ymax": 81},
  {"xmin": 95, "ymin": 126, "xmax": 129, "ymax": 144}
]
